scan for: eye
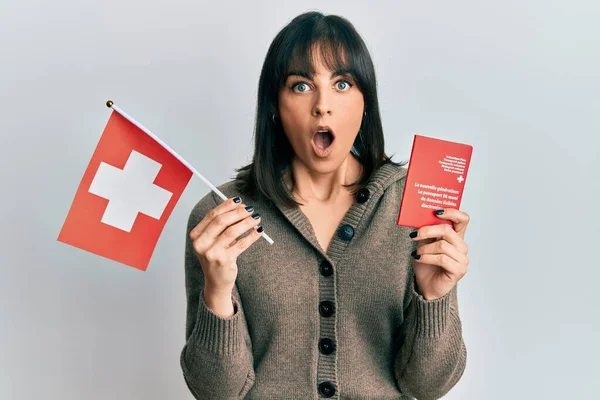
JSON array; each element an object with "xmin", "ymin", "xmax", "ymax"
[
  {"xmin": 292, "ymin": 82, "xmax": 311, "ymax": 93},
  {"xmin": 336, "ymin": 80, "xmax": 352, "ymax": 91}
]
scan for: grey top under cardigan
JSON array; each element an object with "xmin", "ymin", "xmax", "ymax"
[{"xmin": 180, "ymin": 162, "xmax": 467, "ymax": 400}]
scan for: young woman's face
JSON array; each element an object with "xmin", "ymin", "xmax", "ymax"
[{"xmin": 278, "ymin": 49, "xmax": 364, "ymax": 174}]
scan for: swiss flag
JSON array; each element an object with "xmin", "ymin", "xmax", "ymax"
[{"xmin": 58, "ymin": 111, "xmax": 193, "ymax": 271}]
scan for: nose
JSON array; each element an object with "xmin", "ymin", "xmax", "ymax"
[{"xmin": 312, "ymin": 90, "xmax": 332, "ymax": 117}]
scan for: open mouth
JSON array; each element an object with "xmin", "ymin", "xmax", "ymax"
[{"xmin": 312, "ymin": 125, "xmax": 335, "ymax": 156}]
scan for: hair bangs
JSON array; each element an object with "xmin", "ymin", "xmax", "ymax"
[{"xmin": 279, "ymin": 19, "xmax": 365, "ymax": 91}]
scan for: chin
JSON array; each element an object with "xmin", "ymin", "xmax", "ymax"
[{"xmin": 301, "ymin": 151, "xmax": 353, "ymax": 174}]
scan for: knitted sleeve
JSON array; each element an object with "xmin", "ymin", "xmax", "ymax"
[
  {"xmin": 179, "ymin": 193, "xmax": 255, "ymax": 400},
  {"xmin": 394, "ymin": 279, "xmax": 467, "ymax": 400}
]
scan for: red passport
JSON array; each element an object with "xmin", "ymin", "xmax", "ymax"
[{"xmin": 397, "ymin": 134, "xmax": 473, "ymax": 228}]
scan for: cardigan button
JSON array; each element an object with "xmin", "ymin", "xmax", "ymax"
[
  {"xmin": 319, "ymin": 260, "xmax": 333, "ymax": 277},
  {"xmin": 356, "ymin": 187, "xmax": 370, "ymax": 204},
  {"xmin": 318, "ymin": 381, "xmax": 336, "ymax": 397},
  {"xmin": 319, "ymin": 338, "xmax": 336, "ymax": 355},
  {"xmin": 319, "ymin": 301, "xmax": 335, "ymax": 317},
  {"xmin": 338, "ymin": 224, "xmax": 355, "ymax": 241}
]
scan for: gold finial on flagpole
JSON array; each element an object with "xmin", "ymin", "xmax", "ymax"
[{"xmin": 106, "ymin": 100, "xmax": 114, "ymax": 108}]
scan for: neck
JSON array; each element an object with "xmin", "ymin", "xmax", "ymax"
[{"xmin": 287, "ymin": 155, "xmax": 362, "ymax": 204}]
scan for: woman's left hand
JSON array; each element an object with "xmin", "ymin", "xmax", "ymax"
[{"xmin": 410, "ymin": 208, "xmax": 470, "ymax": 300}]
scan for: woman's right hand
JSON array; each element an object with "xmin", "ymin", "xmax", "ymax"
[{"xmin": 189, "ymin": 196, "xmax": 263, "ymax": 296}]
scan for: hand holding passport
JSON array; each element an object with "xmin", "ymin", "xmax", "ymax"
[{"xmin": 397, "ymin": 134, "xmax": 473, "ymax": 301}]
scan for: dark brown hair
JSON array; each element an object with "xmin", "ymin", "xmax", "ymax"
[{"xmin": 234, "ymin": 11, "xmax": 404, "ymax": 208}]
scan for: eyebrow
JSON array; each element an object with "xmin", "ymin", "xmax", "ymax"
[{"xmin": 284, "ymin": 68, "xmax": 354, "ymax": 81}]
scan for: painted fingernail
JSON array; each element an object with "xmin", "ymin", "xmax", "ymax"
[
  {"xmin": 435, "ymin": 209, "xmax": 445, "ymax": 215},
  {"xmin": 251, "ymin": 212, "xmax": 260, "ymax": 220},
  {"xmin": 233, "ymin": 196, "xmax": 242, "ymax": 203},
  {"xmin": 245, "ymin": 205, "xmax": 254, "ymax": 212},
  {"xmin": 409, "ymin": 231, "xmax": 418, "ymax": 238},
  {"xmin": 257, "ymin": 225, "xmax": 264, "ymax": 233},
  {"xmin": 411, "ymin": 250, "xmax": 421, "ymax": 260}
]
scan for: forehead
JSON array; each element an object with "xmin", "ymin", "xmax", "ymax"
[{"xmin": 285, "ymin": 42, "xmax": 352, "ymax": 80}]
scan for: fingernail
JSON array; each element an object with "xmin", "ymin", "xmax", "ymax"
[
  {"xmin": 245, "ymin": 205, "xmax": 254, "ymax": 212},
  {"xmin": 257, "ymin": 225, "xmax": 264, "ymax": 233},
  {"xmin": 409, "ymin": 231, "xmax": 418, "ymax": 238},
  {"xmin": 251, "ymin": 212, "xmax": 260, "ymax": 220},
  {"xmin": 233, "ymin": 196, "xmax": 242, "ymax": 203},
  {"xmin": 411, "ymin": 250, "xmax": 421, "ymax": 260},
  {"xmin": 435, "ymin": 209, "xmax": 445, "ymax": 215}
]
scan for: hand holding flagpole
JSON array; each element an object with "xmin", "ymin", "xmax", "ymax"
[{"xmin": 106, "ymin": 100, "xmax": 274, "ymax": 245}]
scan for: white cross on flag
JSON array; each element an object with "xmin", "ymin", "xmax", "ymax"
[{"xmin": 58, "ymin": 108, "xmax": 193, "ymax": 271}]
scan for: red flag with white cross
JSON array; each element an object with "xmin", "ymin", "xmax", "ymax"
[{"xmin": 57, "ymin": 107, "xmax": 193, "ymax": 271}]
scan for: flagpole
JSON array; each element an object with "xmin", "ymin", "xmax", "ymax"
[{"xmin": 106, "ymin": 100, "xmax": 274, "ymax": 245}]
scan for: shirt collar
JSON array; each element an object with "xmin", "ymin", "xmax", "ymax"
[{"xmin": 274, "ymin": 162, "xmax": 407, "ymax": 260}]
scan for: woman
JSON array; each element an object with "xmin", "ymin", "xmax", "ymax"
[{"xmin": 180, "ymin": 11, "xmax": 469, "ymax": 400}]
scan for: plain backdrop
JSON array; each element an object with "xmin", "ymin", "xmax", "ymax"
[{"xmin": 1, "ymin": 1, "xmax": 599, "ymax": 399}]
